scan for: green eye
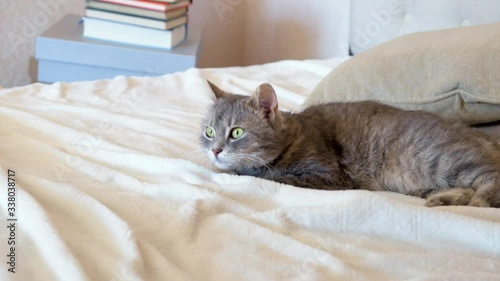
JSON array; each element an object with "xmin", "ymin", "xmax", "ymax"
[
  {"xmin": 230, "ymin": 127, "xmax": 245, "ymax": 139},
  {"xmin": 205, "ymin": 127, "xmax": 215, "ymax": 138}
]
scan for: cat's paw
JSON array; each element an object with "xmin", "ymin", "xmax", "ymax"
[
  {"xmin": 468, "ymin": 198, "xmax": 491, "ymax": 208},
  {"xmin": 425, "ymin": 197, "xmax": 445, "ymax": 207},
  {"xmin": 425, "ymin": 188, "xmax": 474, "ymax": 207}
]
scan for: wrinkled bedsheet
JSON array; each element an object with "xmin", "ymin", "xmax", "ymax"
[{"xmin": 0, "ymin": 58, "xmax": 499, "ymax": 281}]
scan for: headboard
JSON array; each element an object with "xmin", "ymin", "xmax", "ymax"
[{"xmin": 349, "ymin": 0, "xmax": 500, "ymax": 54}]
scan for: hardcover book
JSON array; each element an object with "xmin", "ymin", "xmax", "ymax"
[
  {"xmin": 86, "ymin": 1, "xmax": 187, "ymax": 20},
  {"xmin": 83, "ymin": 17, "xmax": 187, "ymax": 49},
  {"xmin": 113, "ymin": 0, "xmax": 184, "ymax": 2},
  {"xmin": 95, "ymin": 0, "xmax": 191, "ymax": 12},
  {"xmin": 85, "ymin": 9, "xmax": 188, "ymax": 29}
]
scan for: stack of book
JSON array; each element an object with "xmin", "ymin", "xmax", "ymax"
[{"xmin": 83, "ymin": 0, "xmax": 192, "ymax": 49}]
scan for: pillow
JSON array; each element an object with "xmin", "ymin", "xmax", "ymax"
[{"xmin": 304, "ymin": 23, "xmax": 500, "ymax": 125}]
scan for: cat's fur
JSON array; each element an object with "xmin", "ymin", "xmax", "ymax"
[{"xmin": 200, "ymin": 81, "xmax": 500, "ymax": 207}]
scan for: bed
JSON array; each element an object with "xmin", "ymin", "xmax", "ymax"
[{"xmin": 1, "ymin": 1, "xmax": 500, "ymax": 281}]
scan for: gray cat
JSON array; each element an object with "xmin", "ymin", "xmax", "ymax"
[{"xmin": 200, "ymin": 81, "xmax": 500, "ymax": 208}]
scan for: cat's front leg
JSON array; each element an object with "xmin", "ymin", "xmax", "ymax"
[{"xmin": 262, "ymin": 171, "xmax": 348, "ymax": 191}]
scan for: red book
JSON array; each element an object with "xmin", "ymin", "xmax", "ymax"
[{"xmin": 96, "ymin": 0, "xmax": 191, "ymax": 12}]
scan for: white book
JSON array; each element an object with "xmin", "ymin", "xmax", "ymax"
[
  {"xmin": 116, "ymin": 0, "xmax": 181, "ymax": 3},
  {"xmin": 97, "ymin": 0, "xmax": 190, "ymax": 12},
  {"xmin": 85, "ymin": 9, "xmax": 188, "ymax": 30},
  {"xmin": 85, "ymin": 2, "xmax": 187, "ymax": 20},
  {"xmin": 83, "ymin": 17, "xmax": 187, "ymax": 49}
]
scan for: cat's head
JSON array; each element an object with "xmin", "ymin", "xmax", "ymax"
[{"xmin": 200, "ymin": 80, "xmax": 285, "ymax": 172}]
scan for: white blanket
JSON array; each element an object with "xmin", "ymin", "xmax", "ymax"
[{"xmin": 0, "ymin": 58, "xmax": 499, "ymax": 281}]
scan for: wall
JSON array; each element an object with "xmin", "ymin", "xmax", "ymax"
[
  {"xmin": 244, "ymin": 0, "xmax": 350, "ymax": 65},
  {"xmin": 189, "ymin": 0, "xmax": 246, "ymax": 67},
  {"xmin": 0, "ymin": 0, "xmax": 85, "ymax": 87},
  {"xmin": 191, "ymin": 0, "xmax": 350, "ymax": 66},
  {"xmin": 0, "ymin": 0, "xmax": 350, "ymax": 88}
]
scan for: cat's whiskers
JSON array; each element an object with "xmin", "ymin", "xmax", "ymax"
[
  {"xmin": 207, "ymin": 158, "xmax": 214, "ymax": 172},
  {"xmin": 181, "ymin": 148, "xmax": 205, "ymax": 161},
  {"xmin": 181, "ymin": 147, "xmax": 213, "ymax": 170},
  {"xmin": 233, "ymin": 153, "xmax": 275, "ymax": 173}
]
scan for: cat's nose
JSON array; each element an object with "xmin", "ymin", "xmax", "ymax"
[{"xmin": 212, "ymin": 148, "xmax": 223, "ymax": 157}]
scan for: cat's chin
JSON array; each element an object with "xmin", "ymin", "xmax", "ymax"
[{"xmin": 212, "ymin": 159, "xmax": 236, "ymax": 172}]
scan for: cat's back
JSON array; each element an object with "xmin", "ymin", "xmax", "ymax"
[
  {"xmin": 298, "ymin": 100, "xmax": 497, "ymax": 150},
  {"xmin": 304, "ymin": 100, "xmax": 498, "ymax": 142},
  {"xmin": 297, "ymin": 100, "xmax": 414, "ymax": 139},
  {"xmin": 299, "ymin": 100, "xmax": 402, "ymax": 124}
]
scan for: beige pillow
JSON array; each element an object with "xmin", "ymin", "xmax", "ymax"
[{"xmin": 304, "ymin": 23, "xmax": 500, "ymax": 125}]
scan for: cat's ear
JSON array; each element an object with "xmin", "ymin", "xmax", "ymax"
[
  {"xmin": 206, "ymin": 79, "xmax": 226, "ymax": 99},
  {"xmin": 253, "ymin": 83, "xmax": 279, "ymax": 120}
]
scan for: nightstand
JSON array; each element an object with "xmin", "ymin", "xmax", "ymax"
[{"xmin": 36, "ymin": 15, "xmax": 201, "ymax": 83}]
